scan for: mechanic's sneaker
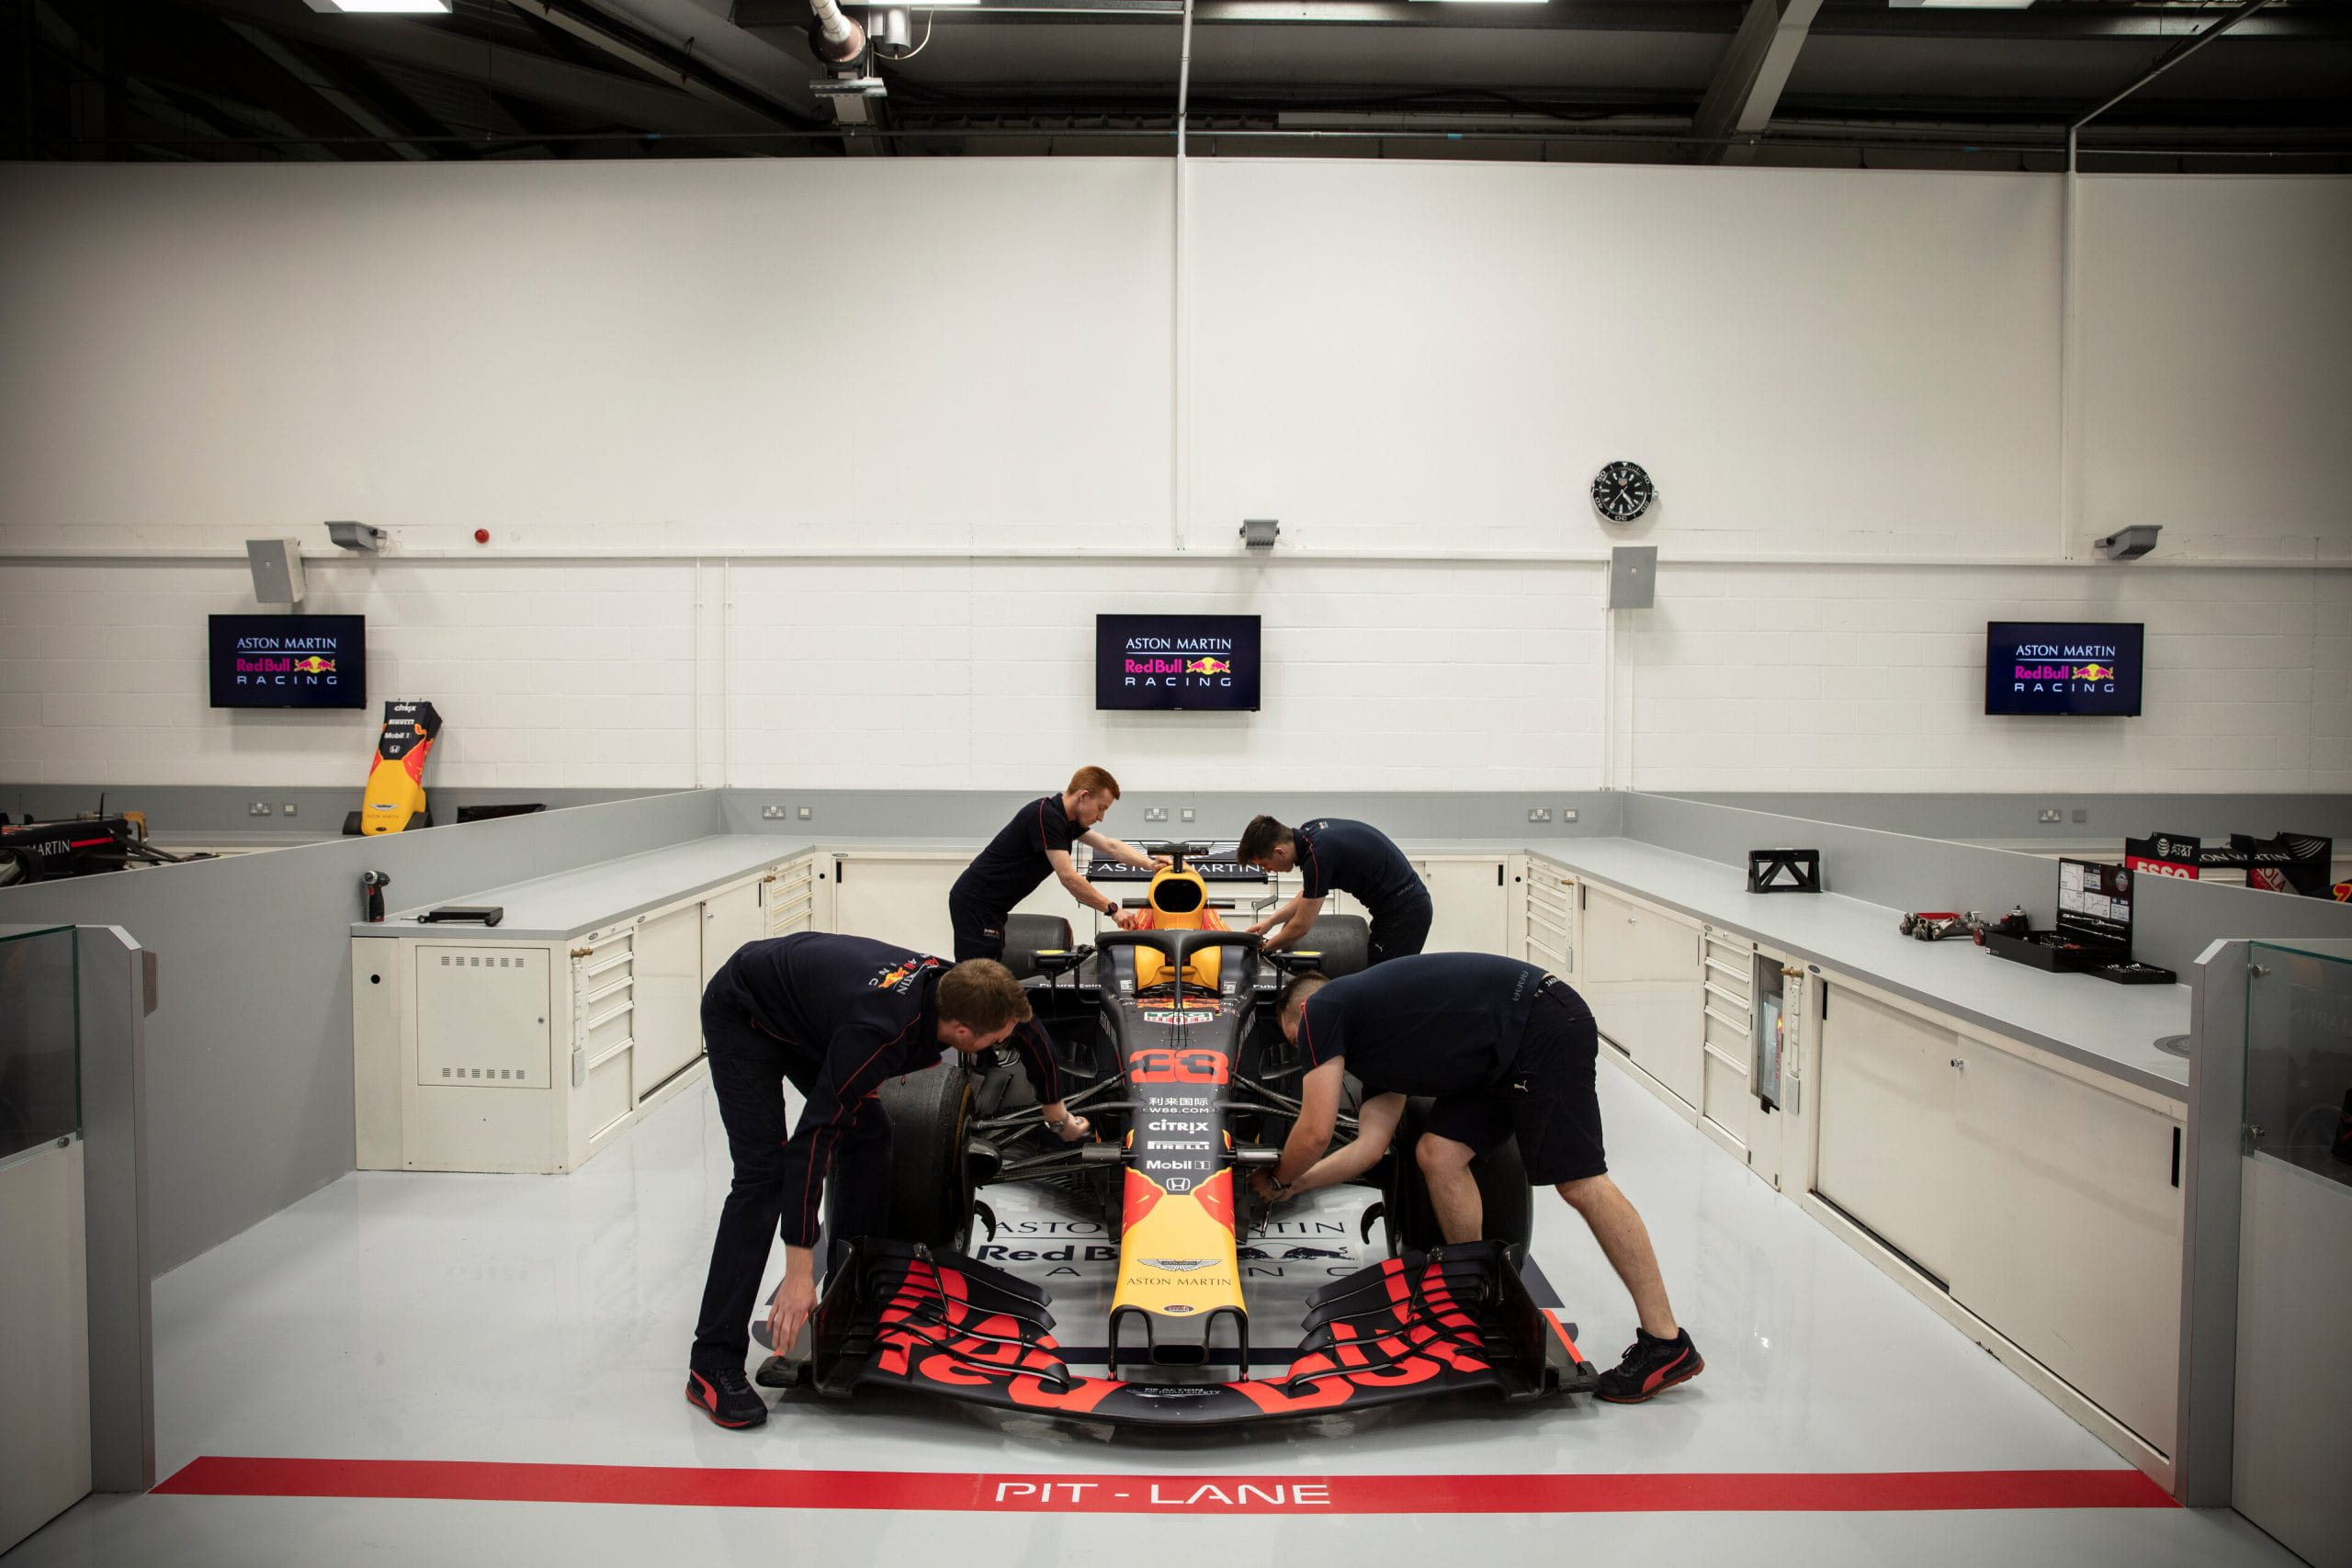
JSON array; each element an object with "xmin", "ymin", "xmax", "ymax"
[
  {"xmin": 1595, "ymin": 1327, "xmax": 1703, "ymax": 1404},
  {"xmin": 685, "ymin": 1364, "xmax": 769, "ymax": 1429}
]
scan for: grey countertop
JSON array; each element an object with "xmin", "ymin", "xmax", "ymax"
[
  {"xmin": 349, "ymin": 829, "xmax": 2189, "ymax": 1100},
  {"xmin": 1526, "ymin": 840, "xmax": 2190, "ymax": 1100},
  {"xmin": 356, "ymin": 836, "xmax": 816, "ymax": 942},
  {"xmin": 347, "ymin": 835, "xmax": 1529, "ymax": 943}
]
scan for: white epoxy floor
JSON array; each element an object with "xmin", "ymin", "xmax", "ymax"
[{"xmin": 8, "ymin": 1065, "xmax": 2301, "ymax": 1567}]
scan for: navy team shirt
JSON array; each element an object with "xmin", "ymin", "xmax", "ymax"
[
  {"xmin": 1294, "ymin": 818, "xmax": 1430, "ymax": 922},
  {"xmin": 951, "ymin": 794, "xmax": 1086, "ymax": 915},
  {"xmin": 1296, "ymin": 953, "xmax": 1561, "ymax": 1097},
  {"xmin": 713, "ymin": 932, "xmax": 1061, "ymax": 1248}
]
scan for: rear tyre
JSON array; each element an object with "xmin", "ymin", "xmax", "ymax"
[
  {"xmin": 1001, "ymin": 913, "xmax": 1075, "ymax": 980},
  {"xmin": 1383, "ymin": 1097, "xmax": 1534, "ymax": 1266},
  {"xmin": 875, "ymin": 1066, "xmax": 977, "ymax": 1253},
  {"xmin": 1295, "ymin": 914, "xmax": 1370, "ymax": 978}
]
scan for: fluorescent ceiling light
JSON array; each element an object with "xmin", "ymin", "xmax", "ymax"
[
  {"xmin": 1408, "ymin": 1, "xmax": 1550, "ymax": 6},
  {"xmin": 1887, "ymin": 1, "xmax": 2035, "ymax": 9},
  {"xmin": 302, "ymin": 0, "xmax": 453, "ymax": 12}
]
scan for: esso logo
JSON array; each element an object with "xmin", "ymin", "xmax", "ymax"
[{"xmin": 1129, "ymin": 1049, "xmax": 1229, "ymax": 1086}]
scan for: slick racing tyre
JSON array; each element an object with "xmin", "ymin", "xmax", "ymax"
[
  {"xmin": 1383, "ymin": 1096, "xmax": 1534, "ymax": 1266},
  {"xmin": 875, "ymin": 1066, "xmax": 978, "ymax": 1253},
  {"xmin": 1001, "ymin": 913, "xmax": 1075, "ymax": 981},
  {"xmin": 1296, "ymin": 914, "xmax": 1370, "ymax": 978}
]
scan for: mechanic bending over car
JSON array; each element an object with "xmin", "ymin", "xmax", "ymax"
[
  {"xmin": 685, "ymin": 932, "xmax": 1094, "ymax": 1430},
  {"xmin": 948, "ymin": 765, "xmax": 1167, "ymax": 962},
  {"xmin": 1253, "ymin": 953, "xmax": 1703, "ymax": 1404},
  {"xmin": 1238, "ymin": 815, "xmax": 1434, "ymax": 964}
]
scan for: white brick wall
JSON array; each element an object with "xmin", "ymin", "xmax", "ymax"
[
  {"xmin": 724, "ymin": 558, "xmax": 1605, "ymax": 790},
  {"xmin": 0, "ymin": 161, "xmax": 2345, "ymax": 794},
  {"xmin": 1626, "ymin": 564, "xmax": 2346, "ymax": 792},
  {"xmin": 3, "ymin": 555, "xmax": 2341, "ymax": 793},
  {"xmin": 0, "ymin": 560, "xmax": 697, "ymax": 788}
]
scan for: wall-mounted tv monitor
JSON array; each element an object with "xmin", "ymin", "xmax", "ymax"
[
  {"xmin": 1095, "ymin": 615, "xmax": 1261, "ymax": 712},
  {"xmin": 209, "ymin": 614, "xmax": 368, "ymax": 709},
  {"xmin": 1984, "ymin": 621, "xmax": 2143, "ymax": 717}
]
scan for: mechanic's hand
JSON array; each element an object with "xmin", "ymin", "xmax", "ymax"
[
  {"xmin": 1246, "ymin": 918, "xmax": 1274, "ymax": 936},
  {"xmin": 1050, "ymin": 1112, "xmax": 1092, "ymax": 1144},
  {"xmin": 1149, "ymin": 855, "xmax": 1173, "ymax": 870},
  {"xmin": 766, "ymin": 1269, "xmax": 819, "ymax": 1355},
  {"xmin": 1250, "ymin": 1169, "xmax": 1286, "ymax": 1204},
  {"xmin": 1113, "ymin": 908, "xmax": 1145, "ymax": 931}
]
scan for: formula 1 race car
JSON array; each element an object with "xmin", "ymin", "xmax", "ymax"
[{"xmin": 764, "ymin": 845, "xmax": 1596, "ymax": 1430}]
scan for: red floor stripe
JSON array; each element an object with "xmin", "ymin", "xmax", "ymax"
[{"xmin": 155, "ymin": 1457, "xmax": 2177, "ymax": 1515}]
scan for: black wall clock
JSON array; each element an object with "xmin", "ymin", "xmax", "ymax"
[{"xmin": 1591, "ymin": 461, "xmax": 1655, "ymax": 524}]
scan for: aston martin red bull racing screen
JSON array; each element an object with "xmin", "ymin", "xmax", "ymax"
[
  {"xmin": 1984, "ymin": 621, "xmax": 2143, "ymax": 717},
  {"xmin": 1096, "ymin": 615, "xmax": 1261, "ymax": 712},
  {"xmin": 208, "ymin": 614, "xmax": 368, "ymax": 710}
]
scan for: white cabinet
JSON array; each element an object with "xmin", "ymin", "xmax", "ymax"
[
  {"xmin": 831, "ymin": 854, "xmax": 967, "ymax": 955},
  {"xmin": 700, "ymin": 880, "xmax": 763, "ymax": 987},
  {"xmin": 1951, "ymin": 1044, "xmax": 2183, "ymax": 1457},
  {"xmin": 632, "ymin": 905, "xmax": 704, "ymax": 1097},
  {"xmin": 1812, "ymin": 973, "xmax": 2185, "ymax": 1458},
  {"xmin": 1577, "ymin": 885, "xmax": 1704, "ymax": 1110},
  {"xmin": 1413, "ymin": 857, "xmax": 1511, "ymax": 954},
  {"xmin": 1815, "ymin": 984, "xmax": 1962, "ymax": 1281}
]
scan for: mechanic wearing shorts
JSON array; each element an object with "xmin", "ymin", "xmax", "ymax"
[
  {"xmin": 1238, "ymin": 815, "xmax": 1434, "ymax": 964},
  {"xmin": 685, "ymin": 932, "xmax": 1092, "ymax": 1429},
  {"xmin": 947, "ymin": 766, "xmax": 1164, "ymax": 962},
  {"xmin": 1252, "ymin": 953, "xmax": 1703, "ymax": 1404}
]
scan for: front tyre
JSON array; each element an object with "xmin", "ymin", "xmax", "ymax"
[
  {"xmin": 1382, "ymin": 1097, "xmax": 1534, "ymax": 1267},
  {"xmin": 875, "ymin": 1066, "xmax": 977, "ymax": 1252}
]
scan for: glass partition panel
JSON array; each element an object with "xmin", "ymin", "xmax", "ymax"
[
  {"xmin": 2245, "ymin": 940, "xmax": 2352, "ymax": 1191},
  {"xmin": 0, "ymin": 923, "xmax": 79, "ymax": 1166}
]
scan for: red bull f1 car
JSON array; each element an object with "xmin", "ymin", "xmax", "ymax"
[{"xmin": 763, "ymin": 845, "xmax": 1597, "ymax": 1429}]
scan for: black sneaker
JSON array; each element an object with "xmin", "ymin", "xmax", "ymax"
[
  {"xmin": 685, "ymin": 1364, "xmax": 770, "ymax": 1429},
  {"xmin": 1594, "ymin": 1327, "xmax": 1703, "ymax": 1404}
]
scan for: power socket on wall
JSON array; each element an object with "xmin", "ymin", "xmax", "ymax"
[
  {"xmin": 1528, "ymin": 807, "xmax": 1552, "ymax": 822},
  {"xmin": 2039, "ymin": 808, "xmax": 2063, "ymax": 823},
  {"xmin": 762, "ymin": 804, "xmax": 786, "ymax": 819}
]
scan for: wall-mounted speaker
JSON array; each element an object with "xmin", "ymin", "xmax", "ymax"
[
  {"xmin": 244, "ymin": 537, "xmax": 307, "ymax": 604},
  {"xmin": 1608, "ymin": 546, "xmax": 1657, "ymax": 610}
]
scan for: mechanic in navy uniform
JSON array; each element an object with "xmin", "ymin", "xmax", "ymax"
[
  {"xmin": 948, "ymin": 765, "xmax": 1165, "ymax": 962},
  {"xmin": 1252, "ymin": 953, "xmax": 1703, "ymax": 1404},
  {"xmin": 685, "ymin": 933, "xmax": 1093, "ymax": 1429},
  {"xmin": 1237, "ymin": 815, "xmax": 1433, "ymax": 964}
]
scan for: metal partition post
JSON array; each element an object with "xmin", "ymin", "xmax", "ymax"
[
  {"xmin": 76, "ymin": 925, "xmax": 154, "ymax": 1493},
  {"xmin": 2177, "ymin": 937, "xmax": 2249, "ymax": 1506}
]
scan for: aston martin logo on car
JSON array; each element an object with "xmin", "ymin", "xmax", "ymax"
[{"xmin": 1144, "ymin": 1258, "xmax": 1216, "ymax": 1272}]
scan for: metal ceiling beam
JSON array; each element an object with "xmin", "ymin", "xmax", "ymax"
[
  {"xmin": 220, "ymin": 17, "xmax": 430, "ymax": 157},
  {"xmin": 1690, "ymin": 0, "xmax": 1822, "ymax": 164},
  {"xmin": 727, "ymin": 0, "xmax": 2346, "ymax": 40},
  {"xmin": 2071, "ymin": 0, "xmax": 2282, "ymax": 141},
  {"xmin": 173, "ymin": 0, "xmax": 784, "ymax": 136},
  {"xmin": 497, "ymin": 0, "xmax": 820, "ymax": 127}
]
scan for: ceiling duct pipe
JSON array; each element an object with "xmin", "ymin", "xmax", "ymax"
[{"xmin": 808, "ymin": 0, "xmax": 867, "ymax": 65}]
